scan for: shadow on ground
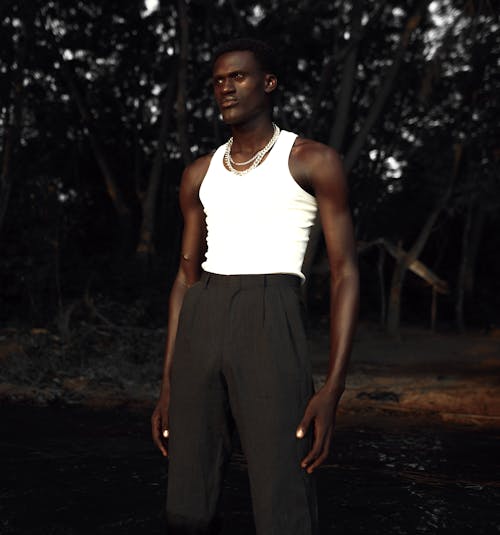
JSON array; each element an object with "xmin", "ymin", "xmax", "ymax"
[{"xmin": 2, "ymin": 405, "xmax": 499, "ymax": 534}]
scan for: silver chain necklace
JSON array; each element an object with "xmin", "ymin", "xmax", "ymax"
[
  {"xmin": 224, "ymin": 123, "xmax": 281, "ymax": 176},
  {"xmin": 229, "ymin": 152, "xmax": 260, "ymax": 166}
]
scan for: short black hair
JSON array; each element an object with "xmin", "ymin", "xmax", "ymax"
[{"xmin": 212, "ymin": 38, "xmax": 278, "ymax": 75}]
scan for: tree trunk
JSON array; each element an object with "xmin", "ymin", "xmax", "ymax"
[
  {"xmin": 386, "ymin": 202, "xmax": 447, "ymax": 335},
  {"xmin": 303, "ymin": 4, "xmax": 362, "ymax": 291},
  {"xmin": 379, "ymin": 237, "xmax": 448, "ymax": 292},
  {"xmin": 377, "ymin": 245, "xmax": 386, "ymax": 326},
  {"xmin": 464, "ymin": 204, "xmax": 485, "ymax": 294},
  {"xmin": 306, "ymin": 2, "xmax": 383, "ymax": 140},
  {"xmin": 455, "ymin": 201, "xmax": 473, "ymax": 332},
  {"xmin": 344, "ymin": 0, "xmax": 429, "ymax": 174},
  {"xmin": 136, "ymin": 66, "xmax": 177, "ymax": 260},
  {"xmin": 133, "ymin": 98, "xmax": 145, "ymax": 201},
  {"xmin": 306, "ymin": 55, "xmax": 336, "ymax": 139},
  {"xmin": 302, "ymin": 1, "xmax": 428, "ymax": 283},
  {"xmin": 328, "ymin": 0, "xmax": 362, "ymax": 151},
  {"xmin": 455, "ymin": 202, "xmax": 485, "ymax": 331},
  {"xmin": 59, "ymin": 62, "xmax": 131, "ymax": 224},
  {"xmin": 176, "ymin": 0, "xmax": 192, "ymax": 166},
  {"xmin": 431, "ymin": 286, "xmax": 437, "ymax": 331},
  {"xmin": 386, "ymin": 143, "xmax": 461, "ymax": 336},
  {"xmin": 0, "ymin": 99, "xmax": 17, "ymax": 238},
  {"xmin": 275, "ymin": 90, "xmax": 291, "ymax": 132},
  {"xmin": 386, "ymin": 254, "xmax": 407, "ymax": 337},
  {"xmin": 0, "ymin": 18, "xmax": 27, "ymax": 238}
]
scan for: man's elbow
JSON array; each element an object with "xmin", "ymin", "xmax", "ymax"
[{"xmin": 329, "ymin": 262, "xmax": 359, "ymax": 290}]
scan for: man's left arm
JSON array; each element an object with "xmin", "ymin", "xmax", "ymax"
[{"xmin": 295, "ymin": 144, "xmax": 360, "ymax": 474}]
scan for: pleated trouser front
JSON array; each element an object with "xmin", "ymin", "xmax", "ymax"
[{"xmin": 166, "ymin": 271, "xmax": 318, "ymax": 535}]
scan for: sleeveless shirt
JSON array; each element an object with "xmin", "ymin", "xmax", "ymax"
[{"xmin": 199, "ymin": 129, "xmax": 318, "ymax": 280}]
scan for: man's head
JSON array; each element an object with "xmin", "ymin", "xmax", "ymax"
[
  {"xmin": 212, "ymin": 39, "xmax": 278, "ymax": 126},
  {"xmin": 212, "ymin": 38, "xmax": 278, "ymax": 76}
]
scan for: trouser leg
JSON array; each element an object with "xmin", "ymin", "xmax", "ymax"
[
  {"xmin": 165, "ymin": 273, "xmax": 319, "ymax": 534},
  {"xmin": 222, "ymin": 280, "xmax": 319, "ymax": 535},
  {"xmin": 166, "ymin": 282, "xmax": 232, "ymax": 534}
]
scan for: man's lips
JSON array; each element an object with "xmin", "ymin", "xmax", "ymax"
[{"xmin": 221, "ymin": 98, "xmax": 238, "ymax": 109}]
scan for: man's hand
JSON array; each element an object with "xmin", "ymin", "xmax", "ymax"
[
  {"xmin": 151, "ymin": 389, "xmax": 170, "ymax": 457},
  {"xmin": 296, "ymin": 385, "xmax": 344, "ymax": 473}
]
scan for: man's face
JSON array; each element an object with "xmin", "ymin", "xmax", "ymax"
[{"xmin": 212, "ymin": 50, "xmax": 277, "ymax": 126}]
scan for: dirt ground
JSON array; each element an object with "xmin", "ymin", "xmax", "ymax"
[
  {"xmin": 1, "ymin": 321, "xmax": 500, "ymax": 427},
  {"xmin": 325, "ymin": 323, "xmax": 500, "ymax": 426},
  {"xmin": 2, "ymin": 322, "xmax": 500, "ymax": 533},
  {"xmin": 2, "ymin": 404, "xmax": 499, "ymax": 535}
]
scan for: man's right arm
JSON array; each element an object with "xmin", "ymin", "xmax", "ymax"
[{"xmin": 151, "ymin": 154, "xmax": 211, "ymax": 456}]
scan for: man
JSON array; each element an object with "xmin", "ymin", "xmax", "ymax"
[{"xmin": 151, "ymin": 38, "xmax": 359, "ymax": 534}]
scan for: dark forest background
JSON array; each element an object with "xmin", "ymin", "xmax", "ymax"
[{"xmin": 1, "ymin": 0, "xmax": 499, "ymax": 337}]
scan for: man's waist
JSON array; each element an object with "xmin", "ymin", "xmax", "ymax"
[{"xmin": 200, "ymin": 270, "xmax": 301, "ymax": 289}]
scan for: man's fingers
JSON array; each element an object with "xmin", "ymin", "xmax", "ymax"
[
  {"xmin": 300, "ymin": 428, "xmax": 325, "ymax": 468},
  {"xmin": 306, "ymin": 449, "xmax": 329, "ymax": 473},
  {"xmin": 304, "ymin": 429, "xmax": 332, "ymax": 473},
  {"xmin": 296, "ymin": 411, "xmax": 312, "ymax": 439},
  {"xmin": 162, "ymin": 412, "xmax": 169, "ymax": 441},
  {"xmin": 151, "ymin": 416, "xmax": 166, "ymax": 453},
  {"xmin": 153, "ymin": 434, "xmax": 168, "ymax": 457},
  {"xmin": 151, "ymin": 411, "xmax": 169, "ymax": 457},
  {"xmin": 301, "ymin": 442, "xmax": 322, "ymax": 469},
  {"xmin": 307, "ymin": 432, "xmax": 332, "ymax": 472}
]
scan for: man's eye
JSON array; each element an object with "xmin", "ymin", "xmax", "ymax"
[{"xmin": 234, "ymin": 73, "xmax": 244, "ymax": 80}]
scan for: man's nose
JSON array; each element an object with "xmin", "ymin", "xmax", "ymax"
[{"xmin": 221, "ymin": 78, "xmax": 235, "ymax": 93}]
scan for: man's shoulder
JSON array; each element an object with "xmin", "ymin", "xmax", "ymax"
[
  {"xmin": 182, "ymin": 151, "xmax": 216, "ymax": 189},
  {"xmin": 185, "ymin": 151, "xmax": 216, "ymax": 176},
  {"xmin": 290, "ymin": 137, "xmax": 343, "ymax": 180},
  {"xmin": 291, "ymin": 137, "xmax": 341, "ymax": 164}
]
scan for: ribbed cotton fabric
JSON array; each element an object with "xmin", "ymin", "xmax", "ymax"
[{"xmin": 200, "ymin": 130, "xmax": 318, "ymax": 281}]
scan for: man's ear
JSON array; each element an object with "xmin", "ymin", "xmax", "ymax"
[{"xmin": 264, "ymin": 74, "xmax": 277, "ymax": 94}]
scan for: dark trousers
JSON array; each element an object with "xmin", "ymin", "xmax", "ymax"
[{"xmin": 166, "ymin": 271, "xmax": 318, "ymax": 535}]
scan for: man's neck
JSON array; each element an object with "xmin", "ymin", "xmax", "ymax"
[{"xmin": 229, "ymin": 117, "xmax": 275, "ymax": 155}]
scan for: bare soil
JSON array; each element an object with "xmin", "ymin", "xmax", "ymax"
[{"xmin": 1, "ymin": 321, "xmax": 500, "ymax": 427}]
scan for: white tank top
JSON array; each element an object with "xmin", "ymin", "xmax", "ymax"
[{"xmin": 199, "ymin": 129, "xmax": 318, "ymax": 280}]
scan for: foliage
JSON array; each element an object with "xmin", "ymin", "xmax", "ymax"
[{"xmin": 0, "ymin": 0, "xmax": 499, "ymax": 328}]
